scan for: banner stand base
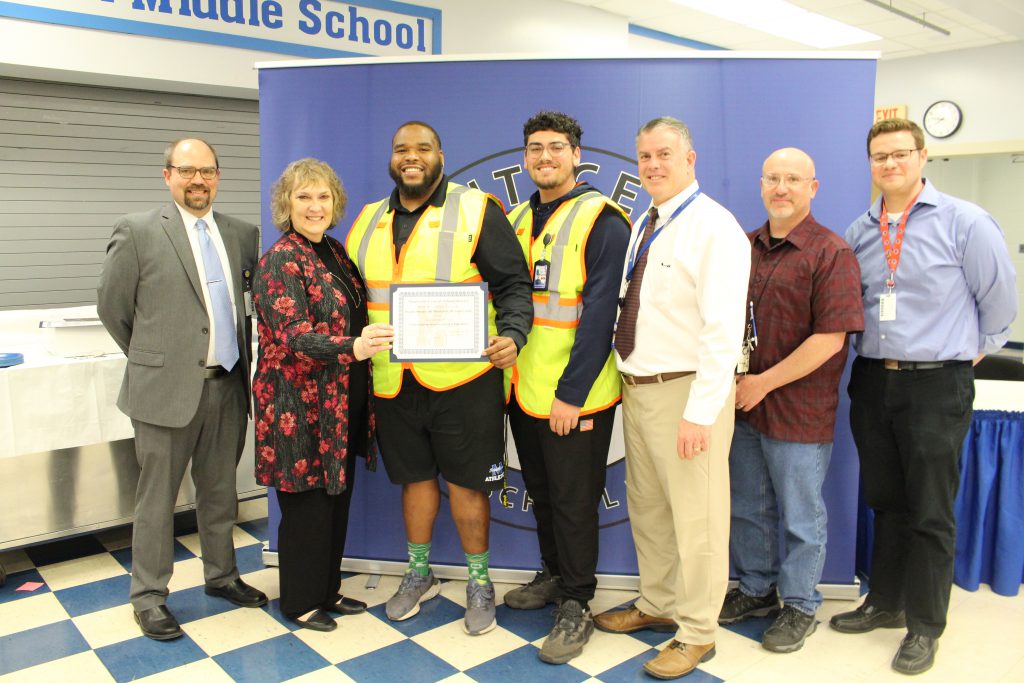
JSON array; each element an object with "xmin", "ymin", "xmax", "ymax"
[{"xmin": 261, "ymin": 546, "xmax": 861, "ymax": 599}]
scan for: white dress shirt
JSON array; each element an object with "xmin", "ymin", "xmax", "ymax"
[
  {"xmin": 616, "ymin": 180, "xmax": 751, "ymax": 425},
  {"xmin": 175, "ymin": 203, "xmax": 238, "ymax": 367}
]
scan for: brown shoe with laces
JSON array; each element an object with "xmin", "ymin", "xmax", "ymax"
[
  {"xmin": 643, "ymin": 640, "xmax": 716, "ymax": 679},
  {"xmin": 593, "ymin": 605, "xmax": 675, "ymax": 634}
]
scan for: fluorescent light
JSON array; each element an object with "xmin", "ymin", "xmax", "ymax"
[{"xmin": 671, "ymin": 0, "xmax": 881, "ymax": 48}]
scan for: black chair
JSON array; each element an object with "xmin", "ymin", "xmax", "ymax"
[{"xmin": 974, "ymin": 355, "xmax": 1024, "ymax": 381}]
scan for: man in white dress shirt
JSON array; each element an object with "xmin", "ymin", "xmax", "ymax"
[{"xmin": 593, "ymin": 117, "xmax": 750, "ymax": 680}]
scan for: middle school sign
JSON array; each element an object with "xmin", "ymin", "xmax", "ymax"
[
  {"xmin": 258, "ymin": 54, "xmax": 876, "ymax": 580},
  {"xmin": 0, "ymin": 0, "xmax": 441, "ymax": 58}
]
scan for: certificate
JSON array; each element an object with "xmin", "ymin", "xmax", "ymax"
[{"xmin": 390, "ymin": 283, "xmax": 488, "ymax": 362}]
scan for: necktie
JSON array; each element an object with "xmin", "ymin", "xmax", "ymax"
[
  {"xmin": 615, "ymin": 206, "xmax": 659, "ymax": 361},
  {"xmin": 195, "ymin": 219, "xmax": 239, "ymax": 371}
]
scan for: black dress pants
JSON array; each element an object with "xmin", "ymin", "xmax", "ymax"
[
  {"xmin": 509, "ymin": 400, "xmax": 615, "ymax": 604},
  {"xmin": 276, "ymin": 451, "xmax": 357, "ymax": 619},
  {"xmin": 848, "ymin": 357, "xmax": 974, "ymax": 638}
]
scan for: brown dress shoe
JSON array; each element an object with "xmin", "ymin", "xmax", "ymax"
[
  {"xmin": 593, "ymin": 605, "xmax": 676, "ymax": 633},
  {"xmin": 643, "ymin": 640, "xmax": 716, "ymax": 680}
]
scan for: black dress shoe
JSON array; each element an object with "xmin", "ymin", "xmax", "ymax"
[
  {"xmin": 830, "ymin": 603, "xmax": 906, "ymax": 633},
  {"xmin": 204, "ymin": 578, "xmax": 268, "ymax": 607},
  {"xmin": 324, "ymin": 595, "xmax": 367, "ymax": 616},
  {"xmin": 134, "ymin": 605, "xmax": 184, "ymax": 640},
  {"xmin": 893, "ymin": 633, "xmax": 938, "ymax": 675},
  {"xmin": 292, "ymin": 609, "xmax": 337, "ymax": 632}
]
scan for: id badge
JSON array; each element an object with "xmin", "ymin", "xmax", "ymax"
[
  {"xmin": 244, "ymin": 291, "xmax": 255, "ymax": 317},
  {"xmin": 879, "ymin": 292, "xmax": 896, "ymax": 321},
  {"xmin": 737, "ymin": 345, "xmax": 750, "ymax": 374},
  {"xmin": 533, "ymin": 259, "xmax": 550, "ymax": 291}
]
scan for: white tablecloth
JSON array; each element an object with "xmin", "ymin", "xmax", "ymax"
[{"xmin": 0, "ymin": 306, "xmax": 134, "ymax": 459}]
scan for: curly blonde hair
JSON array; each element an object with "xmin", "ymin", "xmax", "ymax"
[{"xmin": 269, "ymin": 158, "xmax": 347, "ymax": 232}]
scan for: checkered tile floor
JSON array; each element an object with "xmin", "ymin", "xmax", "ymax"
[{"xmin": 2, "ymin": 498, "xmax": 1023, "ymax": 682}]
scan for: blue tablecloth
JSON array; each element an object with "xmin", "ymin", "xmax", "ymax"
[
  {"xmin": 954, "ymin": 410, "xmax": 1024, "ymax": 596},
  {"xmin": 857, "ymin": 409, "xmax": 1024, "ymax": 596}
]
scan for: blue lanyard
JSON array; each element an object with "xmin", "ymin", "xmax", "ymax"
[{"xmin": 626, "ymin": 190, "xmax": 701, "ymax": 281}]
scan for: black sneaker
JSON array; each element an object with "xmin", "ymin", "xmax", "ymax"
[
  {"xmin": 538, "ymin": 599, "xmax": 593, "ymax": 664},
  {"xmin": 762, "ymin": 605, "xmax": 817, "ymax": 653},
  {"xmin": 718, "ymin": 587, "xmax": 780, "ymax": 624},
  {"xmin": 504, "ymin": 569, "xmax": 562, "ymax": 610}
]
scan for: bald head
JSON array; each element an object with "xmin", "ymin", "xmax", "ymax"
[{"xmin": 761, "ymin": 147, "xmax": 818, "ymax": 237}]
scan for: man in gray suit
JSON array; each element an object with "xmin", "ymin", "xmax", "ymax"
[{"xmin": 98, "ymin": 138, "xmax": 266, "ymax": 640}]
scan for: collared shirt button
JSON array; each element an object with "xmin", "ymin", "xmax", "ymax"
[
  {"xmin": 202, "ymin": 328, "xmax": 209, "ymax": 335},
  {"xmin": 199, "ymin": 360, "xmax": 206, "ymax": 367}
]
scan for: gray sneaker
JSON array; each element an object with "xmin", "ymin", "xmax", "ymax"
[
  {"xmin": 539, "ymin": 599, "xmax": 593, "ymax": 664},
  {"xmin": 463, "ymin": 580, "xmax": 496, "ymax": 635},
  {"xmin": 385, "ymin": 569, "xmax": 440, "ymax": 621},
  {"xmin": 504, "ymin": 569, "xmax": 562, "ymax": 610}
]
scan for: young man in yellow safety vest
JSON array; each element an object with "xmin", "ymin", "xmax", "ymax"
[{"xmin": 502, "ymin": 111, "xmax": 630, "ymax": 664}]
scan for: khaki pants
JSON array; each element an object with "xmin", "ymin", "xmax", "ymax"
[{"xmin": 622, "ymin": 374, "xmax": 734, "ymax": 645}]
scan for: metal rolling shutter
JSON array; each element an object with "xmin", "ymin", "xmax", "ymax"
[{"xmin": 0, "ymin": 77, "xmax": 260, "ymax": 310}]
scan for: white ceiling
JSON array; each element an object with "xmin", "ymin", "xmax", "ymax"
[{"xmin": 565, "ymin": 0, "xmax": 1024, "ymax": 59}]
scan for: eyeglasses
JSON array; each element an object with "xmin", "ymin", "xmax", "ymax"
[
  {"xmin": 868, "ymin": 149, "xmax": 919, "ymax": 166},
  {"xmin": 525, "ymin": 141, "xmax": 574, "ymax": 157},
  {"xmin": 168, "ymin": 165, "xmax": 219, "ymax": 180},
  {"xmin": 761, "ymin": 174, "xmax": 814, "ymax": 188}
]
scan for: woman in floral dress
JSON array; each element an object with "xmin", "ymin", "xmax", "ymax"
[{"xmin": 252, "ymin": 158, "xmax": 393, "ymax": 631}]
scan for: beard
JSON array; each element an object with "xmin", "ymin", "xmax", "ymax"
[
  {"xmin": 183, "ymin": 184, "xmax": 211, "ymax": 211},
  {"xmin": 389, "ymin": 158, "xmax": 443, "ymax": 199}
]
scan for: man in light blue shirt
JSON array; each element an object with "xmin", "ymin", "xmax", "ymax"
[{"xmin": 831, "ymin": 118, "xmax": 1017, "ymax": 676}]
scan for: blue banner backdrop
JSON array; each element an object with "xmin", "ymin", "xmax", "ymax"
[{"xmin": 257, "ymin": 54, "xmax": 876, "ymax": 583}]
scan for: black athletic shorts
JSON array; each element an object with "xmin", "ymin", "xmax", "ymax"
[{"xmin": 375, "ymin": 369, "xmax": 506, "ymax": 492}]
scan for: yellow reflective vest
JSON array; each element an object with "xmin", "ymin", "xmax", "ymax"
[
  {"xmin": 505, "ymin": 191, "xmax": 623, "ymax": 418},
  {"xmin": 346, "ymin": 183, "xmax": 498, "ymax": 398}
]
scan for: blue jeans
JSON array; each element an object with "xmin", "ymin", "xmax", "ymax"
[{"xmin": 729, "ymin": 419, "xmax": 832, "ymax": 614}]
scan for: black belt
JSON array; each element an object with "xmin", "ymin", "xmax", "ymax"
[
  {"xmin": 621, "ymin": 371, "xmax": 695, "ymax": 386},
  {"xmin": 867, "ymin": 358, "xmax": 969, "ymax": 371},
  {"xmin": 203, "ymin": 365, "xmax": 229, "ymax": 379}
]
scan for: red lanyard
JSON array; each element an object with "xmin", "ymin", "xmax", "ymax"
[{"xmin": 877, "ymin": 184, "xmax": 923, "ymax": 289}]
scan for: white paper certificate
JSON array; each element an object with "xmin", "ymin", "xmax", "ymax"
[{"xmin": 390, "ymin": 283, "xmax": 489, "ymax": 362}]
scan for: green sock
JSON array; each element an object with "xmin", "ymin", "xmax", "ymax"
[
  {"xmin": 466, "ymin": 550, "xmax": 490, "ymax": 585},
  {"xmin": 407, "ymin": 541, "xmax": 431, "ymax": 577}
]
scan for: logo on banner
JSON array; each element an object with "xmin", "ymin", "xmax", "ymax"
[{"xmin": 450, "ymin": 145, "xmax": 640, "ymax": 531}]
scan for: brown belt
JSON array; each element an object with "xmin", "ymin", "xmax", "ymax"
[
  {"xmin": 203, "ymin": 365, "xmax": 229, "ymax": 379},
  {"xmin": 621, "ymin": 371, "xmax": 695, "ymax": 386},
  {"xmin": 877, "ymin": 359, "xmax": 967, "ymax": 371}
]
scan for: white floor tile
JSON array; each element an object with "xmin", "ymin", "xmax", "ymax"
[
  {"xmin": 184, "ymin": 606, "xmax": 290, "ymax": 657},
  {"xmin": 36, "ymin": 552, "xmax": 126, "ymax": 591},
  {"xmin": 0, "ymin": 650, "xmax": 114, "ymax": 683},
  {"xmin": 412, "ymin": 620, "xmax": 528, "ymax": 670},
  {"xmin": 561, "ymin": 628, "xmax": 653, "ymax": 676},
  {"xmin": 0, "ymin": 549, "xmax": 33, "ymax": 576},
  {"xmin": 135, "ymin": 658, "xmax": 235, "ymax": 683},
  {"xmin": 293, "ymin": 610, "xmax": 406, "ymax": 664},
  {"xmin": 175, "ymin": 526, "xmax": 259, "ymax": 558},
  {"xmin": 165, "ymin": 557, "xmax": 206, "ymax": 593},
  {"xmin": 73, "ymin": 603, "xmax": 141, "ymax": 649},
  {"xmin": 0, "ymin": 592, "xmax": 70, "ymax": 637},
  {"xmin": 237, "ymin": 497, "xmax": 269, "ymax": 523},
  {"xmin": 283, "ymin": 665, "xmax": 356, "ymax": 682}
]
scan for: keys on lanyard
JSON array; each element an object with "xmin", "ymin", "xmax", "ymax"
[{"xmin": 738, "ymin": 299, "xmax": 757, "ymax": 374}]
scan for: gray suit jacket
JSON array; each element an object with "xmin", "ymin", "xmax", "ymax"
[{"xmin": 97, "ymin": 203, "xmax": 260, "ymax": 428}]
